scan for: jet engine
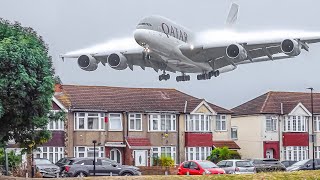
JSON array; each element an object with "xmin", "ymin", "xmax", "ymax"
[
  {"xmin": 107, "ymin": 53, "xmax": 128, "ymax": 70},
  {"xmin": 281, "ymin": 39, "xmax": 301, "ymax": 56},
  {"xmin": 226, "ymin": 43, "xmax": 247, "ymax": 60},
  {"xmin": 77, "ymin": 55, "xmax": 98, "ymax": 71}
]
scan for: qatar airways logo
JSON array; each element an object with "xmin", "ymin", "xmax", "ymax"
[{"xmin": 161, "ymin": 23, "xmax": 188, "ymax": 43}]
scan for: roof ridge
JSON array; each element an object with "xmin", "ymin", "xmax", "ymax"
[
  {"xmin": 61, "ymin": 84, "xmax": 177, "ymax": 91},
  {"xmin": 260, "ymin": 91, "xmax": 272, "ymax": 113}
]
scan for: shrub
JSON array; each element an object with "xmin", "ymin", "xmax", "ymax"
[
  {"xmin": 159, "ymin": 156, "xmax": 174, "ymax": 167},
  {"xmin": 207, "ymin": 147, "xmax": 241, "ymax": 163}
]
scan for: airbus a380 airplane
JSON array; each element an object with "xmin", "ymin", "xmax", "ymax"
[{"xmin": 61, "ymin": 4, "xmax": 320, "ymax": 82}]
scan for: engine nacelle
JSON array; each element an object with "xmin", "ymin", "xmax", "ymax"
[
  {"xmin": 281, "ymin": 39, "xmax": 301, "ymax": 56},
  {"xmin": 226, "ymin": 43, "xmax": 247, "ymax": 60},
  {"xmin": 77, "ymin": 55, "xmax": 98, "ymax": 71},
  {"xmin": 107, "ymin": 53, "xmax": 128, "ymax": 70},
  {"xmin": 217, "ymin": 65, "xmax": 237, "ymax": 74}
]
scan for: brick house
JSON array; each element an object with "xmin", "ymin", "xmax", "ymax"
[
  {"xmin": 231, "ymin": 91, "xmax": 320, "ymax": 161},
  {"xmin": 55, "ymin": 84, "xmax": 237, "ymax": 166}
]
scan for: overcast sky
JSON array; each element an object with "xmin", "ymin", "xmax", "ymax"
[{"xmin": 1, "ymin": 0, "xmax": 320, "ymax": 109}]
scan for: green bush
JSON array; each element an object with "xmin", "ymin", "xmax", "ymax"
[
  {"xmin": 159, "ymin": 156, "xmax": 174, "ymax": 167},
  {"xmin": 0, "ymin": 148, "xmax": 22, "ymax": 169},
  {"xmin": 207, "ymin": 147, "xmax": 241, "ymax": 163}
]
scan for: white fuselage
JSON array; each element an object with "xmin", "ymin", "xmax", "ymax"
[{"xmin": 133, "ymin": 15, "xmax": 211, "ymax": 73}]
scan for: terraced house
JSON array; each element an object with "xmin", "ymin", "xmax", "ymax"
[
  {"xmin": 55, "ymin": 84, "xmax": 237, "ymax": 166},
  {"xmin": 231, "ymin": 91, "xmax": 320, "ymax": 161}
]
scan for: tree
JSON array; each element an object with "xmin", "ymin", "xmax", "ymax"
[
  {"xmin": 207, "ymin": 147, "xmax": 241, "ymax": 163},
  {"xmin": 0, "ymin": 19, "xmax": 62, "ymax": 175}
]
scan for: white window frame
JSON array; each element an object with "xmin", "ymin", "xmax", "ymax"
[
  {"xmin": 148, "ymin": 114, "xmax": 176, "ymax": 132},
  {"xmin": 47, "ymin": 110, "xmax": 64, "ymax": 131},
  {"xmin": 266, "ymin": 116, "xmax": 277, "ymax": 132},
  {"xmin": 74, "ymin": 112, "xmax": 105, "ymax": 131},
  {"xmin": 34, "ymin": 147, "xmax": 64, "ymax": 163},
  {"xmin": 314, "ymin": 116, "xmax": 320, "ymax": 132},
  {"xmin": 185, "ymin": 114, "xmax": 212, "ymax": 132},
  {"xmin": 231, "ymin": 127, "xmax": 238, "ymax": 139},
  {"xmin": 74, "ymin": 146, "xmax": 105, "ymax": 158},
  {"xmin": 215, "ymin": 115, "xmax": 227, "ymax": 131},
  {"xmin": 315, "ymin": 146, "xmax": 320, "ymax": 159},
  {"xmin": 185, "ymin": 147, "xmax": 212, "ymax": 161},
  {"xmin": 151, "ymin": 146, "xmax": 176, "ymax": 164},
  {"xmin": 108, "ymin": 113, "xmax": 123, "ymax": 131},
  {"xmin": 128, "ymin": 113, "xmax": 142, "ymax": 131},
  {"xmin": 284, "ymin": 116, "xmax": 307, "ymax": 132},
  {"xmin": 283, "ymin": 146, "xmax": 308, "ymax": 161}
]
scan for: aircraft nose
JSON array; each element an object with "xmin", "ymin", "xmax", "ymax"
[{"xmin": 134, "ymin": 29, "xmax": 149, "ymax": 46}]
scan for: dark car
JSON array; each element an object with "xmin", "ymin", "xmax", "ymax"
[
  {"xmin": 281, "ymin": 160, "xmax": 297, "ymax": 168},
  {"xmin": 286, "ymin": 159, "xmax": 320, "ymax": 171},
  {"xmin": 177, "ymin": 160, "xmax": 225, "ymax": 175},
  {"xmin": 34, "ymin": 158, "xmax": 60, "ymax": 178},
  {"xmin": 251, "ymin": 159, "xmax": 286, "ymax": 172},
  {"xmin": 64, "ymin": 157, "xmax": 141, "ymax": 177}
]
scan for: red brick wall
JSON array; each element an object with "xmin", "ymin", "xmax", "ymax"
[
  {"xmin": 124, "ymin": 145, "xmax": 134, "ymax": 166},
  {"xmin": 263, "ymin": 141, "xmax": 279, "ymax": 159},
  {"xmin": 52, "ymin": 101, "xmax": 61, "ymax": 110},
  {"xmin": 283, "ymin": 132, "xmax": 309, "ymax": 146},
  {"xmin": 185, "ymin": 132, "xmax": 213, "ymax": 147}
]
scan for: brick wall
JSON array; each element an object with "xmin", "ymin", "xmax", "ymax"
[{"xmin": 139, "ymin": 166, "xmax": 178, "ymax": 175}]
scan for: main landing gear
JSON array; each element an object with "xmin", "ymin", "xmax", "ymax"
[
  {"xmin": 197, "ymin": 70, "xmax": 220, "ymax": 80},
  {"xmin": 159, "ymin": 71, "xmax": 170, "ymax": 81},
  {"xmin": 176, "ymin": 74, "xmax": 190, "ymax": 82}
]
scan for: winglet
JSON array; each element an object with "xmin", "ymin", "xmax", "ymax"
[
  {"xmin": 59, "ymin": 54, "xmax": 65, "ymax": 62},
  {"xmin": 226, "ymin": 3, "xmax": 239, "ymax": 28}
]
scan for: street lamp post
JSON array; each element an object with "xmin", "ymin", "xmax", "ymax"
[
  {"xmin": 92, "ymin": 140, "xmax": 97, "ymax": 176},
  {"xmin": 307, "ymin": 87, "xmax": 315, "ymax": 170}
]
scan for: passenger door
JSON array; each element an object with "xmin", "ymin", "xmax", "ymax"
[
  {"xmin": 101, "ymin": 159, "xmax": 120, "ymax": 176},
  {"xmin": 189, "ymin": 162, "xmax": 201, "ymax": 175}
]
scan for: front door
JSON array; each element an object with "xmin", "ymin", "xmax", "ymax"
[
  {"xmin": 134, "ymin": 150, "xmax": 147, "ymax": 166},
  {"xmin": 266, "ymin": 149, "xmax": 274, "ymax": 159}
]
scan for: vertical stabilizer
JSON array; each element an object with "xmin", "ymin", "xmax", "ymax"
[{"xmin": 226, "ymin": 3, "xmax": 239, "ymax": 28}]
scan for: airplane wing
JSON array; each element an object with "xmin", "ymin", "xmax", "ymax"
[
  {"xmin": 180, "ymin": 32, "xmax": 320, "ymax": 71},
  {"xmin": 60, "ymin": 37, "xmax": 176, "ymax": 72}
]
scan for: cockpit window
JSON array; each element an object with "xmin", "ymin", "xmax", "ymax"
[{"xmin": 137, "ymin": 22, "xmax": 152, "ymax": 27}]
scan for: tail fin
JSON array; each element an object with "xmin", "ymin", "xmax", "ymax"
[{"xmin": 226, "ymin": 3, "xmax": 239, "ymax": 28}]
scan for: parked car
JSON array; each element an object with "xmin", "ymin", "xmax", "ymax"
[
  {"xmin": 217, "ymin": 159, "xmax": 256, "ymax": 174},
  {"xmin": 177, "ymin": 160, "xmax": 225, "ymax": 175},
  {"xmin": 64, "ymin": 157, "xmax": 141, "ymax": 177},
  {"xmin": 281, "ymin": 160, "xmax": 297, "ymax": 168},
  {"xmin": 286, "ymin": 159, "xmax": 320, "ymax": 171},
  {"xmin": 251, "ymin": 159, "xmax": 286, "ymax": 172},
  {"xmin": 34, "ymin": 158, "xmax": 60, "ymax": 178},
  {"xmin": 55, "ymin": 157, "xmax": 73, "ymax": 176}
]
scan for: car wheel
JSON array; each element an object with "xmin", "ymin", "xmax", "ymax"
[
  {"xmin": 122, "ymin": 172, "xmax": 133, "ymax": 176},
  {"xmin": 75, "ymin": 171, "xmax": 87, "ymax": 177}
]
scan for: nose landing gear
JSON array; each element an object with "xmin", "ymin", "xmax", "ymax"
[{"xmin": 159, "ymin": 71, "xmax": 170, "ymax": 81}]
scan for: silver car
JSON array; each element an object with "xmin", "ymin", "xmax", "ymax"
[
  {"xmin": 217, "ymin": 159, "xmax": 256, "ymax": 174},
  {"xmin": 34, "ymin": 158, "xmax": 60, "ymax": 178}
]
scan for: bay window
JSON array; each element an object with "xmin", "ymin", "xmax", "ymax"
[
  {"xmin": 185, "ymin": 147, "xmax": 212, "ymax": 161},
  {"xmin": 216, "ymin": 115, "xmax": 227, "ymax": 131},
  {"xmin": 75, "ymin": 112, "xmax": 105, "ymax": 130},
  {"xmin": 109, "ymin": 113, "xmax": 122, "ymax": 131},
  {"xmin": 315, "ymin": 146, "xmax": 320, "ymax": 158},
  {"xmin": 186, "ymin": 114, "xmax": 211, "ymax": 132},
  {"xmin": 314, "ymin": 116, "xmax": 320, "ymax": 132},
  {"xmin": 129, "ymin": 113, "xmax": 142, "ymax": 131},
  {"xmin": 284, "ymin": 116, "xmax": 307, "ymax": 132},
  {"xmin": 151, "ymin": 146, "xmax": 176, "ymax": 164},
  {"xmin": 149, "ymin": 114, "xmax": 176, "ymax": 131},
  {"xmin": 74, "ymin": 146, "xmax": 105, "ymax": 158},
  {"xmin": 34, "ymin": 147, "xmax": 64, "ymax": 163},
  {"xmin": 283, "ymin": 146, "xmax": 308, "ymax": 161},
  {"xmin": 266, "ymin": 116, "xmax": 277, "ymax": 132}
]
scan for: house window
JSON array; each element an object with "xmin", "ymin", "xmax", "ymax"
[
  {"xmin": 185, "ymin": 147, "xmax": 212, "ymax": 161},
  {"xmin": 75, "ymin": 112, "xmax": 105, "ymax": 130},
  {"xmin": 231, "ymin": 127, "xmax": 238, "ymax": 139},
  {"xmin": 315, "ymin": 147, "xmax": 320, "ymax": 158},
  {"xmin": 149, "ymin": 114, "xmax": 176, "ymax": 131},
  {"xmin": 34, "ymin": 147, "xmax": 64, "ymax": 163},
  {"xmin": 284, "ymin": 116, "xmax": 307, "ymax": 132},
  {"xmin": 129, "ymin": 113, "xmax": 142, "ymax": 131},
  {"xmin": 74, "ymin": 146, "xmax": 104, "ymax": 158},
  {"xmin": 151, "ymin": 146, "xmax": 176, "ymax": 164},
  {"xmin": 266, "ymin": 116, "xmax": 277, "ymax": 131},
  {"xmin": 186, "ymin": 114, "xmax": 211, "ymax": 132},
  {"xmin": 314, "ymin": 116, "xmax": 320, "ymax": 132},
  {"xmin": 283, "ymin": 146, "xmax": 308, "ymax": 161},
  {"xmin": 47, "ymin": 120, "xmax": 64, "ymax": 131},
  {"xmin": 216, "ymin": 115, "xmax": 227, "ymax": 131},
  {"xmin": 109, "ymin": 113, "xmax": 122, "ymax": 131}
]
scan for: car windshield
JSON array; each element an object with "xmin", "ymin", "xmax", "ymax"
[
  {"xmin": 35, "ymin": 159, "xmax": 52, "ymax": 165},
  {"xmin": 291, "ymin": 159, "xmax": 310, "ymax": 166},
  {"xmin": 236, "ymin": 161, "xmax": 253, "ymax": 167},
  {"xmin": 197, "ymin": 161, "xmax": 218, "ymax": 169}
]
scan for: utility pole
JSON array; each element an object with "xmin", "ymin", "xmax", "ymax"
[
  {"xmin": 307, "ymin": 87, "xmax": 315, "ymax": 170},
  {"xmin": 92, "ymin": 140, "xmax": 97, "ymax": 176}
]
